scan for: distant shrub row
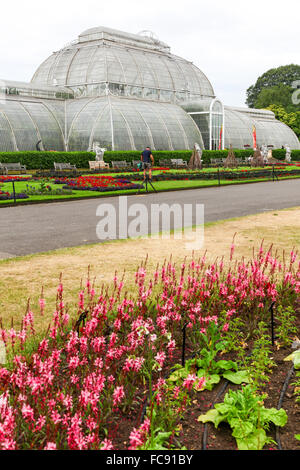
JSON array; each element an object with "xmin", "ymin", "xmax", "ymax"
[{"xmin": 0, "ymin": 148, "xmax": 299, "ymax": 170}]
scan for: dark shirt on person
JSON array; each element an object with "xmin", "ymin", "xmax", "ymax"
[{"xmin": 141, "ymin": 149, "xmax": 152, "ymax": 163}]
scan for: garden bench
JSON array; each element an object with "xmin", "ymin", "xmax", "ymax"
[
  {"xmin": 111, "ymin": 160, "xmax": 130, "ymax": 169},
  {"xmin": 159, "ymin": 159, "xmax": 171, "ymax": 167},
  {"xmin": 0, "ymin": 162, "xmax": 27, "ymax": 174},
  {"xmin": 210, "ymin": 158, "xmax": 220, "ymax": 166},
  {"xmin": 89, "ymin": 161, "xmax": 109, "ymax": 170},
  {"xmin": 54, "ymin": 162, "xmax": 77, "ymax": 172},
  {"xmin": 170, "ymin": 159, "xmax": 188, "ymax": 168}
]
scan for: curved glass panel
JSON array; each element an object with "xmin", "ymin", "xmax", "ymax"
[
  {"xmin": 224, "ymin": 107, "xmax": 300, "ymax": 149},
  {"xmin": 67, "ymin": 96, "xmax": 203, "ymax": 151},
  {"xmin": 212, "ymin": 100, "xmax": 223, "ymax": 113},
  {"xmin": 0, "ymin": 108, "xmax": 16, "ymax": 151},
  {"xmin": 0, "ymin": 99, "xmax": 65, "ymax": 151},
  {"xmin": 190, "ymin": 114, "xmax": 210, "ymax": 149},
  {"xmin": 91, "ymin": 107, "xmax": 114, "ymax": 151}
]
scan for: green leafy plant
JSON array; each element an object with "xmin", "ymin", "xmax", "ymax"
[
  {"xmin": 140, "ymin": 428, "xmax": 173, "ymax": 450},
  {"xmin": 243, "ymin": 322, "xmax": 276, "ymax": 389},
  {"xmin": 197, "ymin": 385, "xmax": 287, "ymax": 450},
  {"xmin": 168, "ymin": 322, "xmax": 251, "ymax": 390},
  {"xmin": 284, "ymin": 349, "xmax": 300, "ymax": 445},
  {"xmin": 275, "ymin": 306, "xmax": 298, "ymax": 347},
  {"xmin": 285, "ymin": 349, "xmax": 300, "ymax": 405}
]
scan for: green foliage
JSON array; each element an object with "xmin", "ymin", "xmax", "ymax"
[
  {"xmin": 24, "ymin": 180, "xmax": 73, "ymax": 196},
  {"xmin": 284, "ymin": 350, "xmax": 300, "ymax": 369},
  {"xmin": 243, "ymin": 322, "xmax": 276, "ymax": 389},
  {"xmin": 168, "ymin": 322, "xmax": 251, "ymax": 390},
  {"xmin": 0, "ymin": 150, "xmax": 190, "ymax": 170},
  {"xmin": 267, "ymin": 105, "xmax": 300, "ymax": 139},
  {"xmin": 197, "ymin": 385, "xmax": 287, "ymax": 450},
  {"xmin": 140, "ymin": 428, "xmax": 173, "ymax": 450},
  {"xmin": 1, "ymin": 148, "xmax": 300, "ymax": 170},
  {"xmin": 246, "ymin": 64, "xmax": 300, "ymax": 108},
  {"xmin": 246, "ymin": 64, "xmax": 300, "ymax": 140},
  {"xmin": 275, "ymin": 306, "xmax": 298, "ymax": 347},
  {"xmin": 254, "ymin": 84, "xmax": 297, "ymax": 113},
  {"xmin": 292, "ymin": 370, "xmax": 300, "ymax": 405}
]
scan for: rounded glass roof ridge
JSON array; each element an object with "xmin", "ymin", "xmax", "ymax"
[
  {"xmin": 78, "ymin": 26, "xmax": 171, "ymax": 51},
  {"xmin": 31, "ymin": 25, "xmax": 215, "ymax": 99}
]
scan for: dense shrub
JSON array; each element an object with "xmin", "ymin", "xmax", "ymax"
[{"xmin": 0, "ymin": 148, "xmax": 299, "ymax": 170}]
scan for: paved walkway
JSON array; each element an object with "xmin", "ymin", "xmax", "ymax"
[{"xmin": 0, "ymin": 180, "xmax": 299, "ymax": 258}]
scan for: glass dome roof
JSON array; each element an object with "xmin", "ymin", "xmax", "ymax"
[
  {"xmin": 0, "ymin": 26, "xmax": 298, "ymax": 153},
  {"xmin": 31, "ymin": 26, "xmax": 215, "ymax": 101}
]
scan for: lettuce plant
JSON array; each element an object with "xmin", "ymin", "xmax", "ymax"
[{"xmin": 197, "ymin": 385, "xmax": 287, "ymax": 450}]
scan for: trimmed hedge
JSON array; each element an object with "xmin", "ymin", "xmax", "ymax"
[{"xmin": 0, "ymin": 148, "xmax": 299, "ymax": 170}]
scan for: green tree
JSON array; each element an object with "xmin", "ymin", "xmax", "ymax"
[
  {"xmin": 254, "ymin": 84, "xmax": 296, "ymax": 112},
  {"xmin": 267, "ymin": 104, "xmax": 300, "ymax": 139},
  {"xmin": 246, "ymin": 64, "xmax": 300, "ymax": 108}
]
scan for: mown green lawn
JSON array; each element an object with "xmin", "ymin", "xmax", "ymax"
[{"xmin": 1, "ymin": 165, "xmax": 300, "ymax": 205}]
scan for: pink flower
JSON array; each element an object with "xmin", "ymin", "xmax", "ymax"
[
  {"xmin": 128, "ymin": 428, "xmax": 144, "ymax": 449},
  {"xmin": 44, "ymin": 442, "xmax": 57, "ymax": 450},
  {"xmin": 68, "ymin": 355, "xmax": 80, "ymax": 371},
  {"xmin": 91, "ymin": 336, "xmax": 106, "ymax": 353},
  {"xmin": 194, "ymin": 376, "xmax": 206, "ymax": 391},
  {"xmin": 100, "ymin": 439, "xmax": 114, "ymax": 450},
  {"xmin": 34, "ymin": 415, "xmax": 46, "ymax": 431},
  {"xmin": 155, "ymin": 351, "xmax": 166, "ymax": 368},
  {"xmin": 113, "ymin": 385, "xmax": 125, "ymax": 407},
  {"xmin": 39, "ymin": 298, "xmax": 46, "ymax": 315},
  {"xmin": 78, "ymin": 290, "xmax": 84, "ymax": 309},
  {"xmin": 21, "ymin": 403, "xmax": 34, "ymax": 422},
  {"xmin": 183, "ymin": 373, "xmax": 197, "ymax": 390}
]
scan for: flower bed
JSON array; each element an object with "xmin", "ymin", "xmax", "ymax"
[
  {"xmin": 0, "ymin": 244, "xmax": 299, "ymax": 450},
  {"xmin": 0, "ymin": 176, "xmax": 32, "ymax": 183},
  {"xmin": 114, "ymin": 166, "xmax": 300, "ymax": 183},
  {"xmin": 55, "ymin": 175, "xmax": 144, "ymax": 192},
  {"xmin": 0, "ymin": 190, "xmax": 29, "ymax": 200},
  {"xmin": 24, "ymin": 181, "xmax": 73, "ymax": 196}
]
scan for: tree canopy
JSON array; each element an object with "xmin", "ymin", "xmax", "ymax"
[
  {"xmin": 246, "ymin": 64, "xmax": 300, "ymax": 140},
  {"xmin": 246, "ymin": 64, "xmax": 300, "ymax": 109},
  {"xmin": 267, "ymin": 104, "xmax": 300, "ymax": 139},
  {"xmin": 254, "ymin": 84, "xmax": 296, "ymax": 112}
]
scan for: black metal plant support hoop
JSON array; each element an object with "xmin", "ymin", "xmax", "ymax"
[
  {"xmin": 181, "ymin": 322, "xmax": 188, "ymax": 367},
  {"xmin": 269, "ymin": 301, "xmax": 276, "ymax": 346}
]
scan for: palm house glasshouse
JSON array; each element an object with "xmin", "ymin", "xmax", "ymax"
[{"xmin": 0, "ymin": 26, "xmax": 299, "ymax": 152}]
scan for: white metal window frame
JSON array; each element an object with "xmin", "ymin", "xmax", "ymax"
[{"xmin": 188, "ymin": 97, "xmax": 225, "ymax": 150}]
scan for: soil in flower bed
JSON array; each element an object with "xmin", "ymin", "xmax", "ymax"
[
  {"xmin": 106, "ymin": 343, "xmax": 300, "ymax": 451},
  {"xmin": 100, "ymin": 303, "xmax": 300, "ymax": 452},
  {"xmin": 179, "ymin": 345, "xmax": 300, "ymax": 451},
  {"xmin": 181, "ymin": 302, "xmax": 300, "ymax": 451}
]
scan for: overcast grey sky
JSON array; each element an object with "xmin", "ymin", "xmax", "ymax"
[{"xmin": 0, "ymin": 0, "xmax": 299, "ymax": 107}]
